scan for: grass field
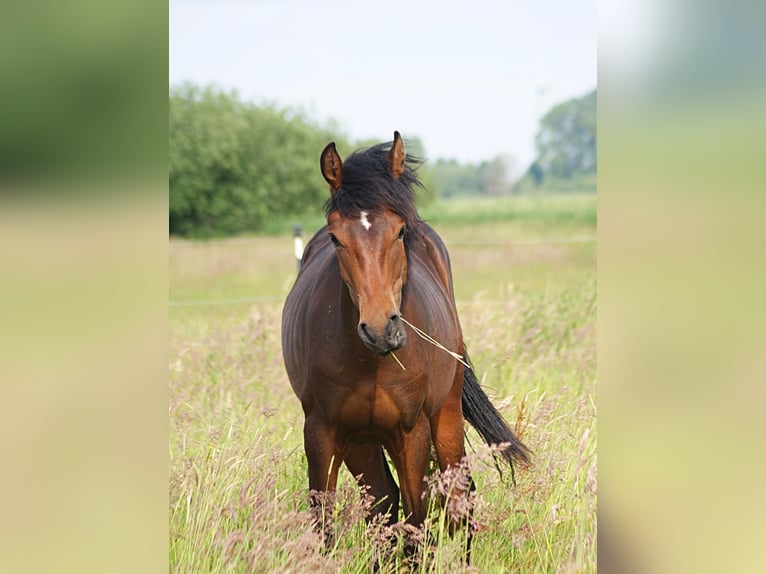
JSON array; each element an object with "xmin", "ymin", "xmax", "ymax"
[{"xmin": 170, "ymin": 194, "xmax": 597, "ymax": 573}]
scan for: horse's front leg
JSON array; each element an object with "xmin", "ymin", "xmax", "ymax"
[
  {"xmin": 387, "ymin": 412, "xmax": 432, "ymax": 557},
  {"xmin": 343, "ymin": 442, "xmax": 400, "ymax": 525},
  {"xmin": 303, "ymin": 414, "xmax": 343, "ymax": 548},
  {"xmin": 430, "ymin": 369, "xmax": 476, "ymax": 562}
]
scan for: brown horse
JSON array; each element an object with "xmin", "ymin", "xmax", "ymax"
[{"xmin": 282, "ymin": 131, "xmax": 530, "ymax": 557}]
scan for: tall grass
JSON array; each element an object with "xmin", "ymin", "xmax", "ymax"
[{"xmin": 170, "ymin": 195, "xmax": 596, "ymax": 572}]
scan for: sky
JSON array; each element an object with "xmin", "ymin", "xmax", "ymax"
[{"xmin": 170, "ymin": 0, "xmax": 596, "ymax": 169}]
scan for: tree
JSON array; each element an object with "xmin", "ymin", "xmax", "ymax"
[
  {"xmin": 477, "ymin": 155, "xmax": 516, "ymax": 195},
  {"xmin": 169, "ymin": 84, "xmax": 349, "ymax": 237},
  {"xmin": 534, "ymin": 89, "xmax": 596, "ymax": 178},
  {"xmin": 169, "ymin": 85, "xmax": 441, "ymax": 236}
]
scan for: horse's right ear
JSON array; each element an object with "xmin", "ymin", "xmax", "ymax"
[{"xmin": 320, "ymin": 142, "xmax": 343, "ymax": 195}]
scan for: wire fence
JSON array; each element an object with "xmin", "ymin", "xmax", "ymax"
[
  {"xmin": 170, "ymin": 295, "xmax": 284, "ymax": 307},
  {"xmin": 170, "ymin": 296, "xmax": 520, "ymax": 308},
  {"xmin": 170, "ymin": 236, "xmax": 595, "ymax": 308},
  {"xmin": 170, "ymin": 236, "xmax": 596, "ymax": 248},
  {"xmin": 446, "ymin": 237, "xmax": 595, "ymax": 247}
]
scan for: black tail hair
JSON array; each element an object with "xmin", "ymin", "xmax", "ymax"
[{"xmin": 461, "ymin": 347, "xmax": 532, "ymax": 481}]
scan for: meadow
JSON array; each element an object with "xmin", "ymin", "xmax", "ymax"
[{"xmin": 169, "ymin": 193, "xmax": 597, "ymax": 573}]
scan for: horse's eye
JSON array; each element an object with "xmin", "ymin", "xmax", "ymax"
[
  {"xmin": 329, "ymin": 233, "xmax": 340, "ymax": 247},
  {"xmin": 398, "ymin": 226, "xmax": 407, "ymax": 240}
]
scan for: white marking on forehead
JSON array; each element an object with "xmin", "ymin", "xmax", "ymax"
[{"xmin": 360, "ymin": 211, "xmax": 372, "ymax": 231}]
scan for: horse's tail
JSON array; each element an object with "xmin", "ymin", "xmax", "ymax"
[{"xmin": 461, "ymin": 346, "xmax": 532, "ymax": 481}]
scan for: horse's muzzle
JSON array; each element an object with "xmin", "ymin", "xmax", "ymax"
[{"xmin": 358, "ymin": 314, "xmax": 407, "ymax": 355}]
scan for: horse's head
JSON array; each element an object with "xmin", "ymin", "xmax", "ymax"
[{"xmin": 320, "ymin": 132, "xmax": 410, "ymax": 355}]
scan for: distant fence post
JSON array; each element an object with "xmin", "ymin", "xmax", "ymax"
[{"xmin": 293, "ymin": 224, "xmax": 304, "ymax": 273}]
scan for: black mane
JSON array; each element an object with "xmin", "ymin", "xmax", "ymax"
[{"xmin": 323, "ymin": 140, "xmax": 425, "ymax": 241}]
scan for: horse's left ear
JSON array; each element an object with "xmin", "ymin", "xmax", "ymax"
[{"xmin": 387, "ymin": 130, "xmax": 406, "ymax": 179}]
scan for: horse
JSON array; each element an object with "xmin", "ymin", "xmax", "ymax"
[{"xmin": 281, "ymin": 131, "xmax": 530, "ymax": 559}]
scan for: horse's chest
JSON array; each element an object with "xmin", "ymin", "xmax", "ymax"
[{"xmin": 336, "ymin": 381, "xmax": 423, "ymax": 433}]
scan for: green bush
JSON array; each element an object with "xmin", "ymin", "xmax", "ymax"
[{"xmin": 169, "ymin": 84, "xmax": 349, "ymax": 237}]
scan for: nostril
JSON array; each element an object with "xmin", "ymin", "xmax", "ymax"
[
  {"xmin": 358, "ymin": 323, "xmax": 375, "ymax": 342},
  {"xmin": 389, "ymin": 313, "xmax": 400, "ymax": 322}
]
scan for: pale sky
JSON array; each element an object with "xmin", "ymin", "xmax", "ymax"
[{"xmin": 170, "ymin": 0, "xmax": 596, "ymax": 168}]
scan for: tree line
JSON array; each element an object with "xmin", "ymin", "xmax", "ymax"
[
  {"xmin": 170, "ymin": 84, "xmax": 595, "ymax": 237},
  {"xmin": 519, "ymin": 89, "xmax": 596, "ymax": 193}
]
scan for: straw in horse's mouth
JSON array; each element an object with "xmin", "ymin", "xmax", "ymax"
[
  {"xmin": 382, "ymin": 318, "xmax": 470, "ymax": 373},
  {"xmin": 389, "ymin": 351, "xmax": 406, "ymax": 370},
  {"xmin": 400, "ymin": 316, "xmax": 470, "ymax": 369}
]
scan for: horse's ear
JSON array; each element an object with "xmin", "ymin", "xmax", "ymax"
[
  {"xmin": 320, "ymin": 142, "xmax": 343, "ymax": 194},
  {"xmin": 387, "ymin": 130, "xmax": 406, "ymax": 179}
]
